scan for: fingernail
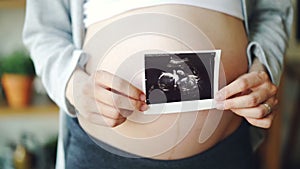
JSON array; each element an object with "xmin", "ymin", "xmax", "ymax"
[
  {"xmin": 140, "ymin": 94, "xmax": 146, "ymax": 101},
  {"xmin": 140, "ymin": 103, "xmax": 149, "ymax": 112}
]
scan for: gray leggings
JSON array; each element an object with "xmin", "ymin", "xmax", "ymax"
[{"xmin": 65, "ymin": 116, "xmax": 254, "ymax": 169}]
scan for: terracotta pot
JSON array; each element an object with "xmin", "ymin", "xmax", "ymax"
[{"xmin": 1, "ymin": 74, "xmax": 34, "ymax": 108}]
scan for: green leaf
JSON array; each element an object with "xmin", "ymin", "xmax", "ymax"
[{"xmin": 0, "ymin": 51, "xmax": 35, "ymax": 76}]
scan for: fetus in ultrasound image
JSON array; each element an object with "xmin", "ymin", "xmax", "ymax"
[{"xmin": 145, "ymin": 52, "xmax": 215, "ymax": 104}]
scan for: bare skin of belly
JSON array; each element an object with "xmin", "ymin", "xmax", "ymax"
[{"xmin": 80, "ymin": 4, "xmax": 248, "ymax": 160}]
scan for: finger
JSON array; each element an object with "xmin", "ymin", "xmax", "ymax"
[
  {"xmin": 217, "ymin": 87, "xmax": 275, "ymax": 109},
  {"xmin": 93, "ymin": 84, "xmax": 148, "ymax": 111},
  {"xmin": 231, "ymin": 98, "xmax": 278, "ymax": 119},
  {"xmin": 94, "ymin": 70, "xmax": 146, "ymax": 101},
  {"xmin": 75, "ymin": 96, "xmax": 127, "ymax": 120},
  {"xmin": 245, "ymin": 113, "xmax": 275, "ymax": 129},
  {"xmin": 95, "ymin": 102, "xmax": 124, "ymax": 120},
  {"xmin": 215, "ymin": 71, "xmax": 269, "ymax": 101},
  {"xmin": 96, "ymin": 102, "xmax": 135, "ymax": 119},
  {"xmin": 119, "ymin": 109, "xmax": 135, "ymax": 118},
  {"xmin": 78, "ymin": 111, "xmax": 126, "ymax": 127},
  {"xmin": 103, "ymin": 116, "xmax": 127, "ymax": 127},
  {"xmin": 76, "ymin": 103, "xmax": 127, "ymax": 127}
]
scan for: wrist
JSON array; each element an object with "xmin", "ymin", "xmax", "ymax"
[
  {"xmin": 66, "ymin": 70, "xmax": 76, "ymax": 106},
  {"xmin": 66, "ymin": 67, "xmax": 89, "ymax": 106},
  {"xmin": 249, "ymin": 57, "xmax": 267, "ymax": 73}
]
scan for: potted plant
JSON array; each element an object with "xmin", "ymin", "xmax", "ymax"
[{"xmin": 0, "ymin": 51, "xmax": 35, "ymax": 108}]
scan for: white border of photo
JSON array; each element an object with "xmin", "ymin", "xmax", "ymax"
[{"xmin": 143, "ymin": 49, "xmax": 221, "ymax": 115}]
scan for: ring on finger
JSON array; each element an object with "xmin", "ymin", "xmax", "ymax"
[{"xmin": 262, "ymin": 103, "xmax": 272, "ymax": 115}]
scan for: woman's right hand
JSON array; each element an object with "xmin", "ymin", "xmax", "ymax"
[{"xmin": 66, "ymin": 68, "xmax": 148, "ymax": 127}]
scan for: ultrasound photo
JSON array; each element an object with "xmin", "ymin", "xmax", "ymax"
[{"xmin": 145, "ymin": 52, "xmax": 217, "ymax": 105}]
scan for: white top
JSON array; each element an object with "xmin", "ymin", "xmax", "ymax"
[{"xmin": 84, "ymin": 0, "xmax": 244, "ymax": 27}]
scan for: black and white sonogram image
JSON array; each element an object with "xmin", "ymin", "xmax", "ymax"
[{"xmin": 145, "ymin": 52, "xmax": 215, "ymax": 104}]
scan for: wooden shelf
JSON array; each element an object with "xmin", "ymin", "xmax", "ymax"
[
  {"xmin": 0, "ymin": 0, "xmax": 25, "ymax": 8},
  {"xmin": 0, "ymin": 94, "xmax": 59, "ymax": 116},
  {"xmin": 0, "ymin": 104, "xmax": 59, "ymax": 117}
]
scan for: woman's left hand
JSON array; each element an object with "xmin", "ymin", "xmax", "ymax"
[{"xmin": 214, "ymin": 59, "xmax": 279, "ymax": 128}]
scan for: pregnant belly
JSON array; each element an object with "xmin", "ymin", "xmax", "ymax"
[{"xmin": 80, "ymin": 4, "xmax": 248, "ymax": 160}]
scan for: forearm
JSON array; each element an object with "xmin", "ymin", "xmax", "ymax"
[
  {"xmin": 23, "ymin": 0, "xmax": 84, "ymax": 115},
  {"xmin": 66, "ymin": 67, "xmax": 89, "ymax": 107},
  {"xmin": 249, "ymin": 58, "xmax": 267, "ymax": 73},
  {"xmin": 246, "ymin": 0, "xmax": 293, "ymax": 85}
]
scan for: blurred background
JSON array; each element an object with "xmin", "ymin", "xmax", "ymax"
[
  {"xmin": 0, "ymin": 0, "xmax": 299, "ymax": 169},
  {"xmin": 0, "ymin": 1, "xmax": 59, "ymax": 169}
]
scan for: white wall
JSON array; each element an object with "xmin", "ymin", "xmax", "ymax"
[
  {"xmin": 0, "ymin": 3, "xmax": 299, "ymax": 59},
  {"xmin": 0, "ymin": 8, "xmax": 26, "ymax": 57}
]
